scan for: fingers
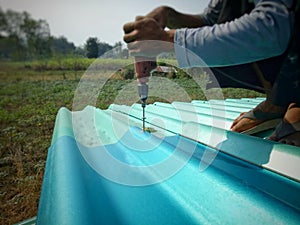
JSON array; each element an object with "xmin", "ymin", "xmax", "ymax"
[
  {"xmin": 230, "ymin": 112, "xmax": 246, "ymax": 129},
  {"xmin": 123, "ymin": 20, "xmax": 140, "ymax": 43},
  {"xmin": 123, "ymin": 17, "xmax": 146, "ymax": 43},
  {"xmin": 135, "ymin": 15, "xmax": 145, "ymax": 21},
  {"xmin": 123, "ymin": 15, "xmax": 145, "ymax": 34},
  {"xmin": 123, "ymin": 18, "xmax": 167, "ymax": 46},
  {"xmin": 123, "ymin": 29, "xmax": 138, "ymax": 43},
  {"xmin": 123, "ymin": 18, "xmax": 150, "ymax": 43},
  {"xmin": 123, "ymin": 21, "xmax": 135, "ymax": 34},
  {"xmin": 230, "ymin": 113, "xmax": 242, "ymax": 129}
]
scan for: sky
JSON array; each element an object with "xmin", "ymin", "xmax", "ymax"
[{"xmin": 0, "ymin": 0, "xmax": 209, "ymax": 46}]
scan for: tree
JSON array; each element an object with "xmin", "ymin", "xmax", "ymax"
[
  {"xmin": 98, "ymin": 41, "xmax": 112, "ymax": 56},
  {"xmin": 50, "ymin": 36, "xmax": 75, "ymax": 55},
  {"xmin": 84, "ymin": 37, "xmax": 114, "ymax": 58},
  {"xmin": 85, "ymin": 37, "xmax": 99, "ymax": 58},
  {"xmin": 0, "ymin": 9, "xmax": 52, "ymax": 60},
  {"xmin": 0, "ymin": 7, "xmax": 7, "ymax": 34},
  {"xmin": 21, "ymin": 13, "xmax": 52, "ymax": 58},
  {"xmin": 0, "ymin": 9, "xmax": 27, "ymax": 59},
  {"xmin": 74, "ymin": 46, "xmax": 85, "ymax": 57},
  {"xmin": 113, "ymin": 41, "xmax": 129, "ymax": 58}
]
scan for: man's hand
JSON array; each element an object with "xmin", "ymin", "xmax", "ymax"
[
  {"xmin": 123, "ymin": 17, "xmax": 174, "ymax": 57},
  {"xmin": 143, "ymin": 6, "xmax": 203, "ymax": 29},
  {"xmin": 144, "ymin": 6, "xmax": 169, "ymax": 28},
  {"xmin": 123, "ymin": 17, "xmax": 173, "ymax": 43}
]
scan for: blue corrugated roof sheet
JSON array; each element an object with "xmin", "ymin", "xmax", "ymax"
[{"xmin": 37, "ymin": 98, "xmax": 300, "ymax": 225}]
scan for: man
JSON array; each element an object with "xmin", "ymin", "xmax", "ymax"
[{"xmin": 123, "ymin": 0, "xmax": 300, "ymax": 146}]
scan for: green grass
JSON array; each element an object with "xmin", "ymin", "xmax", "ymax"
[
  {"xmin": 24, "ymin": 57, "xmax": 132, "ymax": 71},
  {"xmin": 0, "ymin": 60, "xmax": 264, "ymax": 224}
]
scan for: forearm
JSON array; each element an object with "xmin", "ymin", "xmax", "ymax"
[
  {"xmin": 146, "ymin": 6, "xmax": 205, "ymax": 29},
  {"xmin": 165, "ymin": 0, "xmax": 224, "ymax": 28},
  {"xmin": 164, "ymin": 6, "xmax": 205, "ymax": 29}
]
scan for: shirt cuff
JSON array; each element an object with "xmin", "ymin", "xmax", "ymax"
[
  {"xmin": 174, "ymin": 28, "xmax": 190, "ymax": 68},
  {"xmin": 174, "ymin": 28, "xmax": 208, "ymax": 68}
]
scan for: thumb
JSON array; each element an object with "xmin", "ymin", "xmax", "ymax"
[{"xmin": 135, "ymin": 15, "xmax": 145, "ymax": 21}]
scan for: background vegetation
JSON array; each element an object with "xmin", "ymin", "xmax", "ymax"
[{"xmin": 0, "ymin": 7, "xmax": 127, "ymax": 61}]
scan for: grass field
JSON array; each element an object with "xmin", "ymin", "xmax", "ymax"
[{"xmin": 0, "ymin": 59, "xmax": 264, "ymax": 224}]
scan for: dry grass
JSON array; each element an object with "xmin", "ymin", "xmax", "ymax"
[{"xmin": 0, "ymin": 62, "xmax": 78, "ymax": 224}]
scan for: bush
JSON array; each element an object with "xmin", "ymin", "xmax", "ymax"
[
  {"xmin": 116, "ymin": 64, "xmax": 134, "ymax": 80},
  {"xmin": 176, "ymin": 68, "xmax": 190, "ymax": 79},
  {"xmin": 123, "ymin": 64, "xmax": 135, "ymax": 79},
  {"xmin": 166, "ymin": 70, "xmax": 177, "ymax": 79}
]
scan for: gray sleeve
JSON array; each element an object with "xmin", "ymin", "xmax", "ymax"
[
  {"xmin": 174, "ymin": 0, "xmax": 293, "ymax": 68},
  {"xmin": 200, "ymin": 0, "xmax": 224, "ymax": 26}
]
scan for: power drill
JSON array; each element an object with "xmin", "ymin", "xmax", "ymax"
[{"xmin": 134, "ymin": 57, "xmax": 156, "ymax": 131}]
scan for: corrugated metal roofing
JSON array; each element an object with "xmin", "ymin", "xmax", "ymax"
[
  {"xmin": 14, "ymin": 216, "xmax": 36, "ymax": 225},
  {"xmin": 37, "ymin": 98, "xmax": 300, "ymax": 225},
  {"xmin": 110, "ymin": 98, "xmax": 300, "ymax": 181}
]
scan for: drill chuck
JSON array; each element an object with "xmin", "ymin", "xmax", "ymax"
[{"xmin": 138, "ymin": 83, "xmax": 148, "ymax": 103}]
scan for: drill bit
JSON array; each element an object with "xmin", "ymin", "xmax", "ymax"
[
  {"xmin": 142, "ymin": 102, "xmax": 146, "ymax": 131},
  {"xmin": 138, "ymin": 83, "xmax": 148, "ymax": 131}
]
